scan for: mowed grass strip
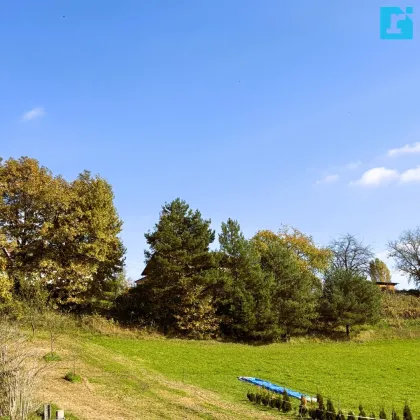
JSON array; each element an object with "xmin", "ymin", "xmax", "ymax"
[{"xmin": 85, "ymin": 335, "xmax": 420, "ymax": 415}]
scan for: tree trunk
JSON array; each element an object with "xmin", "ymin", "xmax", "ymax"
[{"xmin": 346, "ymin": 324, "xmax": 350, "ymax": 337}]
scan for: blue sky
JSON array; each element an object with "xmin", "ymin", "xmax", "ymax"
[{"xmin": 1, "ymin": 1, "xmax": 419, "ymax": 288}]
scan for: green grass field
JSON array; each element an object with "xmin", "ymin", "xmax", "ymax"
[{"xmin": 77, "ymin": 333, "xmax": 420, "ymax": 416}]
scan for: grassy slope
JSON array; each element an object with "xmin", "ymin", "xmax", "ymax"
[
  {"xmin": 85, "ymin": 334, "xmax": 420, "ymax": 414},
  {"xmin": 35, "ymin": 325, "xmax": 420, "ymax": 419}
]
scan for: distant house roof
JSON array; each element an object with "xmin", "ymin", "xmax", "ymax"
[{"xmin": 376, "ymin": 282, "xmax": 398, "ymax": 286}]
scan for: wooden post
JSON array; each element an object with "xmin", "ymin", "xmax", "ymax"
[{"xmin": 43, "ymin": 404, "xmax": 50, "ymax": 420}]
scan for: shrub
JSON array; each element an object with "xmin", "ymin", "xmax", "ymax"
[
  {"xmin": 326, "ymin": 399, "xmax": 336, "ymax": 420},
  {"xmin": 300, "ymin": 396, "xmax": 308, "ymax": 417},
  {"xmin": 255, "ymin": 393, "xmax": 262, "ymax": 404},
  {"xmin": 43, "ymin": 352, "xmax": 61, "ymax": 362},
  {"xmin": 282, "ymin": 389, "xmax": 292, "ymax": 413},
  {"xmin": 337, "ymin": 411, "xmax": 346, "ymax": 420},
  {"xmin": 403, "ymin": 403, "xmax": 412, "ymax": 420},
  {"xmin": 247, "ymin": 391, "xmax": 256, "ymax": 402},
  {"xmin": 64, "ymin": 372, "xmax": 82, "ymax": 383},
  {"xmin": 269, "ymin": 396, "xmax": 277, "ymax": 408},
  {"xmin": 275, "ymin": 397, "xmax": 281, "ymax": 410},
  {"xmin": 348, "ymin": 411, "xmax": 356, "ymax": 420},
  {"xmin": 379, "ymin": 408, "xmax": 387, "ymax": 420},
  {"xmin": 370, "ymin": 413, "xmax": 376, "ymax": 420},
  {"xmin": 316, "ymin": 393, "xmax": 326, "ymax": 420},
  {"xmin": 359, "ymin": 404, "xmax": 367, "ymax": 420},
  {"xmin": 261, "ymin": 392, "xmax": 269, "ymax": 406},
  {"xmin": 391, "ymin": 409, "xmax": 400, "ymax": 420}
]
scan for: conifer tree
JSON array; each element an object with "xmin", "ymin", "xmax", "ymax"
[
  {"xmin": 143, "ymin": 198, "xmax": 216, "ymax": 336},
  {"xmin": 403, "ymin": 403, "xmax": 413, "ymax": 420}
]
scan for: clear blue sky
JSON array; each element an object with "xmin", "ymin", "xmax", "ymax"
[{"xmin": 1, "ymin": 1, "xmax": 419, "ymax": 288}]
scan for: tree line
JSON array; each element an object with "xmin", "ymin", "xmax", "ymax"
[{"xmin": 1, "ymin": 157, "xmax": 420, "ymax": 341}]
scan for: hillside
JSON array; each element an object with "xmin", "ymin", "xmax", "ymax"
[{"xmin": 31, "ymin": 317, "xmax": 420, "ymax": 420}]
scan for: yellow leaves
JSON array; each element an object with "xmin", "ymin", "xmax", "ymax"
[{"xmin": 253, "ymin": 226, "xmax": 332, "ymax": 275}]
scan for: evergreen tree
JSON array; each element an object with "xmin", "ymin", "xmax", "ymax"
[
  {"xmin": 217, "ymin": 219, "xmax": 272, "ymax": 340},
  {"xmin": 143, "ymin": 198, "xmax": 216, "ymax": 336},
  {"xmin": 379, "ymin": 408, "xmax": 387, "ymax": 420},
  {"xmin": 391, "ymin": 409, "xmax": 400, "ymax": 420},
  {"xmin": 326, "ymin": 399, "xmax": 336, "ymax": 420},
  {"xmin": 253, "ymin": 231, "xmax": 320, "ymax": 337},
  {"xmin": 359, "ymin": 404, "xmax": 367, "ymax": 420},
  {"xmin": 403, "ymin": 403, "xmax": 412, "ymax": 420},
  {"xmin": 320, "ymin": 269, "xmax": 381, "ymax": 336},
  {"xmin": 282, "ymin": 389, "xmax": 292, "ymax": 412}
]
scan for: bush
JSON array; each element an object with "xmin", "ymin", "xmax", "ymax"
[
  {"xmin": 300, "ymin": 396, "xmax": 308, "ymax": 417},
  {"xmin": 255, "ymin": 393, "xmax": 262, "ymax": 404},
  {"xmin": 370, "ymin": 413, "xmax": 376, "ymax": 420},
  {"xmin": 403, "ymin": 403, "xmax": 413, "ymax": 420},
  {"xmin": 391, "ymin": 409, "xmax": 400, "ymax": 420},
  {"xmin": 348, "ymin": 411, "xmax": 356, "ymax": 420},
  {"xmin": 359, "ymin": 404, "xmax": 367, "ymax": 420},
  {"xmin": 316, "ymin": 393, "xmax": 326, "ymax": 420},
  {"xmin": 379, "ymin": 408, "xmax": 387, "ymax": 420},
  {"xmin": 247, "ymin": 391, "xmax": 256, "ymax": 402},
  {"xmin": 282, "ymin": 389, "xmax": 292, "ymax": 413},
  {"xmin": 326, "ymin": 399, "xmax": 336, "ymax": 420},
  {"xmin": 275, "ymin": 397, "xmax": 281, "ymax": 410},
  {"xmin": 43, "ymin": 352, "xmax": 61, "ymax": 362},
  {"xmin": 64, "ymin": 372, "xmax": 82, "ymax": 383},
  {"xmin": 261, "ymin": 392, "xmax": 269, "ymax": 406},
  {"xmin": 337, "ymin": 411, "xmax": 346, "ymax": 420}
]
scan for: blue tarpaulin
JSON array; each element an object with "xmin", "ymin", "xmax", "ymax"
[{"xmin": 238, "ymin": 376, "xmax": 316, "ymax": 402}]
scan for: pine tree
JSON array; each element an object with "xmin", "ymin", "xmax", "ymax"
[
  {"xmin": 391, "ymin": 409, "xmax": 400, "ymax": 420},
  {"xmin": 320, "ymin": 269, "xmax": 381, "ymax": 336},
  {"xmin": 282, "ymin": 389, "xmax": 292, "ymax": 412},
  {"xmin": 359, "ymin": 404, "xmax": 367, "ymax": 420},
  {"xmin": 403, "ymin": 403, "xmax": 413, "ymax": 420},
  {"xmin": 326, "ymin": 399, "xmax": 336, "ymax": 420},
  {"xmin": 143, "ymin": 198, "xmax": 216, "ymax": 336},
  {"xmin": 379, "ymin": 408, "xmax": 387, "ymax": 420},
  {"xmin": 348, "ymin": 412, "xmax": 356, "ymax": 420}
]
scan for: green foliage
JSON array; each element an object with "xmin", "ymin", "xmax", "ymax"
[
  {"xmin": 379, "ymin": 408, "xmax": 387, "ymax": 420},
  {"xmin": 43, "ymin": 352, "xmax": 61, "ymax": 362},
  {"xmin": 253, "ymin": 230, "xmax": 321, "ymax": 336},
  {"xmin": 369, "ymin": 259, "xmax": 392, "ymax": 283},
  {"xmin": 359, "ymin": 404, "xmax": 367, "ymax": 420},
  {"xmin": 326, "ymin": 399, "xmax": 336, "ymax": 420},
  {"xmin": 281, "ymin": 389, "xmax": 292, "ymax": 412},
  {"xmin": 255, "ymin": 392, "xmax": 262, "ymax": 404},
  {"xmin": 337, "ymin": 411, "xmax": 346, "ymax": 420},
  {"xmin": 64, "ymin": 372, "xmax": 82, "ymax": 383},
  {"xmin": 320, "ymin": 269, "xmax": 381, "ymax": 336},
  {"xmin": 391, "ymin": 408, "xmax": 400, "ymax": 420},
  {"xmin": 348, "ymin": 411, "xmax": 356, "ymax": 420},
  {"xmin": 141, "ymin": 198, "xmax": 217, "ymax": 337},
  {"xmin": 0, "ymin": 157, "xmax": 125, "ymax": 307},
  {"xmin": 403, "ymin": 403, "xmax": 412, "ymax": 420},
  {"xmin": 370, "ymin": 413, "xmax": 376, "ymax": 420}
]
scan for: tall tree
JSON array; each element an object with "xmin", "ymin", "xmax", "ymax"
[
  {"xmin": 389, "ymin": 227, "xmax": 420, "ymax": 288},
  {"xmin": 369, "ymin": 258, "xmax": 391, "ymax": 283},
  {"xmin": 0, "ymin": 157, "xmax": 125, "ymax": 306},
  {"xmin": 330, "ymin": 234, "xmax": 374, "ymax": 275},
  {"xmin": 279, "ymin": 226, "xmax": 332, "ymax": 276},
  {"xmin": 320, "ymin": 269, "xmax": 381, "ymax": 336},
  {"xmin": 143, "ymin": 198, "xmax": 217, "ymax": 337},
  {"xmin": 217, "ymin": 219, "xmax": 269, "ymax": 339},
  {"xmin": 252, "ymin": 230, "xmax": 320, "ymax": 336}
]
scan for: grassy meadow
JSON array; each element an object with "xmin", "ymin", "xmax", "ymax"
[{"xmin": 32, "ymin": 320, "xmax": 420, "ymax": 419}]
